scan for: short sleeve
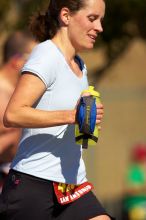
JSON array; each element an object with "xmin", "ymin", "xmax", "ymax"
[{"xmin": 22, "ymin": 41, "xmax": 56, "ymax": 88}]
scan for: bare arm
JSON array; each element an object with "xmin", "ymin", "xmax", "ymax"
[
  {"xmin": 0, "ymin": 125, "xmax": 13, "ymax": 135},
  {"xmin": 4, "ymin": 73, "xmax": 76, "ymax": 128},
  {"xmin": 0, "ymin": 84, "xmax": 21, "ymax": 162}
]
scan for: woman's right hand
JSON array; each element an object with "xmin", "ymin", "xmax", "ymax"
[{"xmin": 76, "ymin": 93, "xmax": 104, "ymax": 127}]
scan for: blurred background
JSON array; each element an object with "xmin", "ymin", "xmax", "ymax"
[{"xmin": 0, "ymin": 0, "xmax": 146, "ymax": 219}]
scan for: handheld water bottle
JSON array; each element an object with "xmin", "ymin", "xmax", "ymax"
[{"xmin": 75, "ymin": 86, "xmax": 101, "ymax": 149}]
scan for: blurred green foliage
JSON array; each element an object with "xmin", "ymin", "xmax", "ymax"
[
  {"xmin": 0, "ymin": 0, "xmax": 11, "ymax": 30},
  {"xmin": 15, "ymin": 0, "xmax": 49, "ymax": 29},
  {"xmin": 102, "ymin": 0, "xmax": 146, "ymax": 59},
  {"xmin": 0, "ymin": 0, "xmax": 11, "ymax": 20}
]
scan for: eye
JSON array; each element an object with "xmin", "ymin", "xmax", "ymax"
[{"xmin": 88, "ymin": 16, "xmax": 97, "ymax": 22}]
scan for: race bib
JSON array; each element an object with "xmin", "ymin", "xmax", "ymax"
[{"xmin": 53, "ymin": 181, "xmax": 93, "ymax": 205}]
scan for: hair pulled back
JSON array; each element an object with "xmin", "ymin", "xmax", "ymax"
[{"xmin": 30, "ymin": 0, "xmax": 85, "ymax": 42}]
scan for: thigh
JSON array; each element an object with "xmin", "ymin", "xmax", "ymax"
[
  {"xmin": 0, "ymin": 170, "xmax": 55, "ymax": 220},
  {"xmin": 57, "ymin": 191, "xmax": 114, "ymax": 220}
]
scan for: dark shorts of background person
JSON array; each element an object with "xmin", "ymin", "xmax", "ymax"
[{"xmin": 0, "ymin": 169, "xmax": 115, "ymax": 220}]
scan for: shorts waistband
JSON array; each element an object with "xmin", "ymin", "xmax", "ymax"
[{"xmin": 9, "ymin": 169, "xmax": 52, "ymax": 184}]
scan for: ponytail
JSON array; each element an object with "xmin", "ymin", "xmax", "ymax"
[{"xmin": 29, "ymin": 11, "xmax": 59, "ymax": 42}]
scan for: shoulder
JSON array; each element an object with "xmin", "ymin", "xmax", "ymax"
[
  {"xmin": 31, "ymin": 40, "xmax": 58, "ymax": 58},
  {"xmin": 33, "ymin": 40, "xmax": 53, "ymax": 51},
  {"xmin": 0, "ymin": 75, "xmax": 13, "ymax": 94},
  {"xmin": 22, "ymin": 40, "xmax": 58, "ymax": 88},
  {"xmin": 25, "ymin": 40, "xmax": 59, "ymax": 68}
]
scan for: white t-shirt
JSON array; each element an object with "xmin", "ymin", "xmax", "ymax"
[{"xmin": 11, "ymin": 40, "xmax": 89, "ymax": 184}]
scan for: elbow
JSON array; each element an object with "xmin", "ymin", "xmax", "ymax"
[{"xmin": 3, "ymin": 110, "xmax": 19, "ymax": 128}]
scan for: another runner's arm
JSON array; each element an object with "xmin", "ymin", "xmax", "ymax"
[{"xmin": 3, "ymin": 72, "xmax": 76, "ymax": 128}]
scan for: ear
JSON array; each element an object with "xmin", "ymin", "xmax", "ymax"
[{"xmin": 59, "ymin": 7, "xmax": 71, "ymax": 25}]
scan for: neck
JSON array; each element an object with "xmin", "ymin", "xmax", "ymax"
[{"xmin": 52, "ymin": 29, "xmax": 77, "ymax": 63}]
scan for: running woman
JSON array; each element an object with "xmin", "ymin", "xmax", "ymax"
[{"xmin": 1, "ymin": 0, "xmax": 114, "ymax": 219}]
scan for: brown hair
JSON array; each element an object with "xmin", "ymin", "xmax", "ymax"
[{"xmin": 30, "ymin": 0, "xmax": 86, "ymax": 42}]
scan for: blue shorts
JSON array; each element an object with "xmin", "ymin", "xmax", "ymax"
[{"xmin": 0, "ymin": 169, "xmax": 115, "ymax": 220}]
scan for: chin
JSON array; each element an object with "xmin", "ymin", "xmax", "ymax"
[
  {"xmin": 78, "ymin": 44, "xmax": 94, "ymax": 52},
  {"xmin": 88, "ymin": 44, "xmax": 94, "ymax": 49},
  {"xmin": 84, "ymin": 44, "xmax": 94, "ymax": 50}
]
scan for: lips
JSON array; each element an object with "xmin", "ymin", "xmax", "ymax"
[{"xmin": 88, "ymin": 34, "xmax": 97, "ymax": 41}]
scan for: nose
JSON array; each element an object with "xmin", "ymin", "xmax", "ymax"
[{"xmin": 94, "ymin": 20, "xmax": 103, "ymax": 33}]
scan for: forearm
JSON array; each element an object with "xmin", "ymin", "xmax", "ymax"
[{"xmin": 4, "ymin": 107, "xmax": 76, "ymax": 128}]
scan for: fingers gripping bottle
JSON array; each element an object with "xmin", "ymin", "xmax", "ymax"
[{"xmin": 75, "ymin": 86, "xmax": 101, "ymax": 149}]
